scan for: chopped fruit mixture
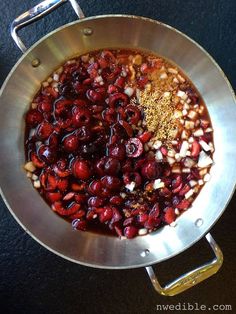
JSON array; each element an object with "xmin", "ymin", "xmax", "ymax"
[{"xmin": 24, "ymin": 49, "xmax": 214, "ymax": 238}]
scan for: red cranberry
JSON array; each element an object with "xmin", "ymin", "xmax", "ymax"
[
  {"xmin": 62, "ymin": 133, "xmax": 79, "ymax": 152},
  {"xmin": 26, "ymin": 109, "xmax": 43, "ymax": 126},
  {"xmin": 125, "ymin": 105, "xmax": 141, "ymax": 125},
  {"xmin": 36, "ymin": 121, "xmax": 54, "ymax": 140},
  {"xmin": 141, "ymin": 161, "xmax": 160, "ymax": 180},
  {"xmin": 124, "ymin": 226, "xmax": 138, "ymax": 239},
  {"xmin": 126, "ymin": 138, "xmax": 143, "ymax": 158},
  {"xmin": 72, "ymin": 106, "xmax": 91, "ymax": 127},
  {"xmin": 102, "ymin": 176, "xmax": 121, "ymax": 191},
  {"xmin": 104, "ymin": 158, "xmax": 121, "ymax": 175},
  {"xmin": 38, "ymin": 145, "xmax": 57, "ymax": 164},
  {"xmin": 108, "ymin": 143, "xmax": 126, "ymax": 161},
  {"xmin": 72, "ymin": 159, "xmax": 92, "ymax": 180}
]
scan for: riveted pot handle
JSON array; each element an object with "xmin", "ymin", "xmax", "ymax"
[
  {"xmin": 10, "ymin": 0, "xmax": 85, "ymax": 53},
  {"xmin": 146, "ymin": 233, "xmax": 223, "ymax": 296}
]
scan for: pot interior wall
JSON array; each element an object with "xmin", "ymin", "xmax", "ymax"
[{"xmin": 0, "ymin": 16, "xmax": 236, "ymax": 268}]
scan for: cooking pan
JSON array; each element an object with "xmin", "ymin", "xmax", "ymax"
[{"xmin": 0, "ymin": 0, "xmax": 236, "ymax": 296}]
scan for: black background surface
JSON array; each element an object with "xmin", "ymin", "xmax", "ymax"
[{"xmin": 0, "ymin": 1, "xmax": 235, "ymax": 313}]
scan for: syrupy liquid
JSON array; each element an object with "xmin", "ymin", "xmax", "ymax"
[{"xmin": 24, "ymin": 48, "xmax": 214, "ymax": 238}]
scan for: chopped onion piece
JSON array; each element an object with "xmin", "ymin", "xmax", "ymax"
[
  {"xmin": 168, "ymin": 68, "xmax": 178, "ymax": 74},
  {"xmin": 205, "ymin": 127, "xmax": 213, "ymax": 133},
  {"xmin": 167, "ymin": 156, "xmax": 175, "ymax": 165},
  {"xmin": 125, "ymin": 181, "xmax": 136, "ymax": 191},
  {"xmin": 177, "ymin": 90, "xmax": 188, "ymax": 100},
  {"xmin": 185, "ymin": 189, "xmax": 194, "ymax": 199},
  {"xmin": 198, "ymin": 151, "xmax": 213, "ymax": 168},
  {"xmin": 175, "ymin": 208, "xmax": 180, "ymax": 215},
  {"xmin": 53, "ymin": 73, "xmax": 59, "ymax": 82},
  {"xmin": 185, "ymin": 120, "xmax": 195, "ymax": 129},
  {"xmin": 182, "ymin": 168, "xmax": 191, "ymax": 173},
  {"xmin": 155, "ymin": 150, "xmax": 163, "ymax": 161},
  {"xmin": 199, "ymin": 140, "xmax": 211, "ymax": 152},
  {"xmin": 198, "ymin": 179, "xmax": 204, "ymax": 185},
  {"xmin": 177, "ymin": 74, "xmax": 185, "ymax": 82},
  {"xmin": 124, "ymin": 87, "xmax": 134, "ymax": 97},
  {"xmin": 153, "ymin": 179, "xmax": 165, "ymax": 189},
  {"xmin": 179, "ymin": 141, "xmax": 189, "ymax": 157},
  {"xmin": 33, "ymin": 180, "xmax": 41, "ymax": 189},
  {"xmin": 153, "ymin": 140, "xmax": 162, "ymax": 149},
  {"xmin": 189, "ymin": 180, "xmax": 197, "ymax": 187},
  {"xmin": 204, "ymin": 173, "xmax": 211, "ymax": 182},
  {"xmin": 138, "ymin": 228, "xmax": 148, "ymax": 236},
  {"xmin": 183, "ymin": 157, "xmax": 196, "ymax": 168},
  {"xmin": 187, "ymin": 110, "xmax": 198, "ymax": 120},
  {"xmin": 193, "ymin": 128, "xmax": 204, "ymax": 137},
  {"xmin": 160, "ymin": 72, "xmax": 168, "ymax": 79},
  {"xmin": 24, "ymin": 161, "xmax": 36, "ymax": 172}
]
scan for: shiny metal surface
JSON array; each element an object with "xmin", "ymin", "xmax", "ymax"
[
  {"xmin": 146, "ymin": 233, "xmax": 223, "ymax": 296},
  {"xmin": 1, "ymin": 15, "xmax": 236, "ymax": 269},
  {"xmin": 11, "ymin": 0, "xmax": 84, "ymax": 53}
]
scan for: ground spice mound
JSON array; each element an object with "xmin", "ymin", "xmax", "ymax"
[{"xmin": 138, "ymin": 87, "xmax": 178, "ymax": 143}]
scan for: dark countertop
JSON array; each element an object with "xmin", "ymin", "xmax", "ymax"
[{"xmin": 0, "ymin": 1, "xmax": 235, "ymax": 313}]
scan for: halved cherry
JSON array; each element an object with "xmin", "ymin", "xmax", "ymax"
[
  {"xmin": 72, "ymin": 106, "xmax": 91, "ymax": 127},
  {"xmin": 109, "ymin": 93, "xmax": 129, "ymax": 107},
  {"xmin": 72, "ymin": 159, "xmax": 92, "ymax": 180},
  {"xmin": 62, "ymin": 133, "xmax": 79, "ymax": 152},
  {"xmin": 125, "ymin": 105, "xmax": 141, "ymax": 125},
  {"xmin": 26, "ymin": 109, "xmax": 43, "ymax": 126},
  {"xmin": 52, "ymin": 201, "xmax": 80, "ymax": 216},
  {"xmin": 164, "ymin": 207, "xmax": 176, "ymax": 224},
  {"xmin": 36, "ymin": 121, "xmax": 54, "ymax": 140},
  {"xmin": 126, "ymin": 138, "xmax": 143, "ymax": 158}
]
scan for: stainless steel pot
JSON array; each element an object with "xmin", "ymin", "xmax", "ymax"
[{"xmin": 1, "ymin": 0, "xmax": 236, "ymax": 296}]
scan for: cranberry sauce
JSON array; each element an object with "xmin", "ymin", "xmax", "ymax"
[{"xmin": 24, "ymin": 49, "xmax": 214, "ymax": 238}]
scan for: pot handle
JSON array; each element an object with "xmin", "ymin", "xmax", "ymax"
[
  {"xmin": 10, "ymin": 0, "xmax": 85, "ymax": 53},
  {"xmin": 145, "ymin": 233, "xmax": 223, "ymax": 296}
]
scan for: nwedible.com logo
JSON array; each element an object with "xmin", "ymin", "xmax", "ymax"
[{"xmin": 156, "ymin": 302, "xmax": 232, "ymax": 311}]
